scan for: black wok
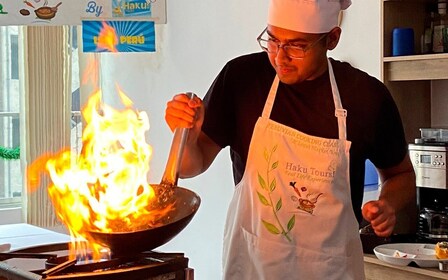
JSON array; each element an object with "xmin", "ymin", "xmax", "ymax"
[
  {"xmin": 89, "ymin": 187, "xmax": 200, "ymax": 256},
  {"xmin": 88, "ymin": 92, "xmax": 200, "ymax": 256}
]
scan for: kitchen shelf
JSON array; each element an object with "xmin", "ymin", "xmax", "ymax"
[
  {"xmin": 383, "ymin": 53, "xmax": 448, "ymax": 62},
  {"xmin": 381, "ymin": 0, "xmax": 446, "ymax": 144},
  {"xmin": 383, "ymin": 54, "xmax": 448, "ymax": 81}
]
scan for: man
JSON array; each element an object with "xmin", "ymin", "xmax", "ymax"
[{"xmin": 165, "ymin": 0, "xmax": 416, "ymax": 279}]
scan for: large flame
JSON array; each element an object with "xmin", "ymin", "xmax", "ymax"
[
  {"xmin": 97, "ymin": 22, "xmax": 119, "ymax": 52},
  {"xmin": 28, "ymin": 88, "xmax": 174, "ymax": 260},
  {"xmin": 27, "ymin": 22, "xmax": 175, "ymax": 260}
]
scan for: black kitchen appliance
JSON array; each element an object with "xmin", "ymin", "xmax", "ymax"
[
  {"xmin": 0, "ymin": 242, "xmax": 193, "ymax": 280},
  {"xmin": 409, "ymin": 128, "xmax": 448, "ymax": 243}
]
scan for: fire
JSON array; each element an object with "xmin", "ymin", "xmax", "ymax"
[
  {"xmin": 97, "ymin": 22, "xmax": 118, "ymax": 52},
  {"xmin": 28, "ymin": 22, "xmax": 176, "ymax": 260},
  {"xmin": 28, "ymin": 88, "xmax": 174, "ymax": 260}
]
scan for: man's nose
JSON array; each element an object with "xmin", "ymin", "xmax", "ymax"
[{"xmin": 275, "ymin": 46, "xmax": 290, "ymax": 63}]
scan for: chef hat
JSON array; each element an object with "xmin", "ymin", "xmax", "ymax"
[{"xmin": 268, "ymin": 0, "xmax": 352, "ymax": 33}]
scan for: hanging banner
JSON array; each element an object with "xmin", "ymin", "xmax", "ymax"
[
  {"xmin": 82, "ymin": 20, "xmax": 155, "ymax": 53},
  {"xmin": 0, "ymin": 0, "xmax": 166, "ymax": 26}
]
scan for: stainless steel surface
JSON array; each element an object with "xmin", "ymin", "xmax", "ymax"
[
  {"xmin": 409, "ymin": 144, "xmax": 448, "ymax": 189},
  {"xmin": 161, "ymin": 92, "xmax": 196, "ymax": 187},
  {"xmin": 410, "ymin": 143, "xmax": 448, "ymax": 241},
  {"xmin": 439, "ymin": 261, "xmax": 448, "ymax": 272}
]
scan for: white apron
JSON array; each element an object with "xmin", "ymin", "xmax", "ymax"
[{"xmin": 222, "ymin": 59, "xmax": 365, "ymax": 280}]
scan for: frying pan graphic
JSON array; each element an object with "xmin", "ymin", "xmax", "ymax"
[{"xmin": 35, "ymin": 2, "xmax": 62, "ymax": 20}]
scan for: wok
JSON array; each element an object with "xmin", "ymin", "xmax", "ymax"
[
  {"xmin": 88, "ymin": 92, "xmax": 200, "ymax": 256},
  {"xmin": 89, "ymin": 187, "xmax": 200, "ymax": 256}
]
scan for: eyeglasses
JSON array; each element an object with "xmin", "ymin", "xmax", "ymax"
[{"xmin": 257, "ymin": 27, "xmax": 328, "ymax": 59}]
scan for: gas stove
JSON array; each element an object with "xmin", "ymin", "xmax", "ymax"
[
  {"xmin": 0, "ymin": 242, "xmax": 193, "ymax": 280},
  {"xmin": 0, "ymin": 224, "xmax": 193, "ymax": 280}
]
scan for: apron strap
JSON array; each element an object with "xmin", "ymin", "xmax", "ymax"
[
  {"xmin": 327, "ymin": 59, "xmax": 347, "ymax": 140},
  {"xmin": 262, "ymin": 76, "xmax": 279, "ymax": 118}
]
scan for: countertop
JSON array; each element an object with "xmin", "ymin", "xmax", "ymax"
[
  {"xmin": 0, "ymin": 223, "xmax": 70, "ymax": 252},
  {"xmin": 2, "ymin": 224, "xmax": 447, "ymax": 279},
  {"xmin": 364, "ymin": 254, "xmax": 448, "ymax": 280}
]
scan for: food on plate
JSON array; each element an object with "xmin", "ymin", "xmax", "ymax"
[
  {"xmin": 435, "ymin": 241, "xmax": 448, "ymax": 259},
  {"xmin": 393, "ymin": 250, "xmax": 416, "ymax": 258}
]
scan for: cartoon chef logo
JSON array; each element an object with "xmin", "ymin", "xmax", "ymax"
[{"xmin": 289, "ymin": 181, "xmax": 323, "ymax": 214}]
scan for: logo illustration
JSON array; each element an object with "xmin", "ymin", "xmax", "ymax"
[
  {"xmin": 20, "ymin": 1, "xmax": 62, "ymax": 20},
  {"xmin": 289, "ymin": 181, "xmax": 323, "ymax": 214}
]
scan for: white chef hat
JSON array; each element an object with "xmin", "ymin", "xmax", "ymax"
[{"xmin": 268, "ymin": 0, "xmax": 352, "ymax": 33}]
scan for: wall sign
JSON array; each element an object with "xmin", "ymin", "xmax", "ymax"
[
  {"xmin": 82, "ymin": 20, "xmax": 155, "ymax": 53},
  {"xmin": 0, "ymin": 0, "xmax": 166, "ymax": 26}
]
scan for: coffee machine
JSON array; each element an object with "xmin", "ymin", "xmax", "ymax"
[{"xmin": 409, "ymin": 128, "xmax": 448, "ymax": 243}]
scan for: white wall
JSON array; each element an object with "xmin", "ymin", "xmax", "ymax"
[
  {"xmin": 0, "ymin": 208, "xmax": 22, "ymax": 225},
  {"xmin": 331, "ymin": 0, "xmax": 381, "ymax": 79},
  {"xmin": 76, "ymin": 1, "xmax": 382, "ymax": 279}
]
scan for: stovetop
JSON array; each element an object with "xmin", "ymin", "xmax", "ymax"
[{"xmin": 0, "ymin": 243, "xmax": 193, "ymax": 280}]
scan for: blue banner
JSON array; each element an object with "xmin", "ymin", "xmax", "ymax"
[{"xmin": 82, "ymin": 20, "xmax": 155, "ymax": 53}]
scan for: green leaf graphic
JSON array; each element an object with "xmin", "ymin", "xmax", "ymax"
[
  {"xmin": 275, "ymin": 198, "xmax": 282, "ymax": 212},
  {"xmin": 258, "ymin": 173, "xmax": 267, "ymax": 190},
  {"xmin": 269, "ymin": 178, "xmax": 276, "ymax": 192},
  {"xmin": 257, "ymin": 191, "xmax": 270, "ymax": 206},
  {"xmin": 257, "ymin": 144, "xmax": 294, "ymax": 242},
  {"xmin": 262, "ymin": 220, "xmax": 281, "ymax": 235},
  {"xmin": 287, "ymin": 215, "xmax": 296, "ymax": 232}
]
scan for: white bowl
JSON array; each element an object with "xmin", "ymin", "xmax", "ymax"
[{"xmin": 373, "ymin": 243, "xmax": 448, "ymax": 268}]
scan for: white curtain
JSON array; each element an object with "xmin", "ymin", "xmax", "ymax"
[{"xmin": 20, "ymin": 26, "xmax": 72, "ymax": 228}]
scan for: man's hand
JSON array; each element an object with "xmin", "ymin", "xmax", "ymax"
[
  {"xmin": 165, "ymin": 93, "xmax": 204, "ymax": 141},
  {"xmin": 362, "ymin": 200, "xmax": 396, "ymax": 237}
]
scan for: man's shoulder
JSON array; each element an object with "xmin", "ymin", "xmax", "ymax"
[
  {"xmin": 330, "ymin": 58, "xmax": 387, "ymax": 92},
  {"xmin": 330, "ymin": 58, "xmax": 375, "ymax": 79},
  {"xmin": 218, "ymin": 52, "xmax": 273, "ymax": 84},
  {"xmin": 226, "ymin": 52, "xmax": 270, "ymax": 68}
]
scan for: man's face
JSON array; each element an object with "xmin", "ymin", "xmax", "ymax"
[{"xmin": 266, "ymin": 25, "xmax": 330, "ymax": 85}]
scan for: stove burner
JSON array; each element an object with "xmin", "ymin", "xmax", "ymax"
[{"xmin": 0, "ymin": 243, "xmax": 193, "ymax": 280}]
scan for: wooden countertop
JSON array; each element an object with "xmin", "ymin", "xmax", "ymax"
[{"xmin": 364, "ymin": 254, "xmax": 447, "ymax": 280}]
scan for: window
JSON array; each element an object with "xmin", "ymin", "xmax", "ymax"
[
  {"xmin": 0, "ymin": 26, "xmax": 21, "ymax": 208},
  {"xmin": 10, "ymin": 34, "xmax": 19, "ymax": 80},
  {"xmin": 71, "ymin": 26, "xmax": 82, "ymax": 155},
  {"xmin": 0, "ymin": 26, "xmax": 81, "ymax": 210}
]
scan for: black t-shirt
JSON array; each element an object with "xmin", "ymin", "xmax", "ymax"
[{"xmin": 202, "ymin": 52, "xmax": 408, "ymax": 223}]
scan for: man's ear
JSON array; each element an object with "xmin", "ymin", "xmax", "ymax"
[{"xmin": 327, "ymin": 27, "xmax": 342, "ymax": 50}]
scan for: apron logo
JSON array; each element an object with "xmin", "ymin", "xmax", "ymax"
[
  {"xmin": 289, "ymin": 182, "xmax": 323, "ymax": 214},
  {"xmin": 256, "ymin": 145, "xmax": 295, "ymax": 242}
]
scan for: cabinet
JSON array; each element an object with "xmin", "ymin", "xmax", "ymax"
[{"xmin": 382, "ymin": 0, "xmax": 448, "ymax": 143}]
